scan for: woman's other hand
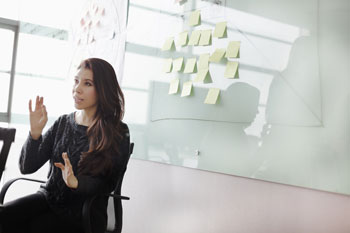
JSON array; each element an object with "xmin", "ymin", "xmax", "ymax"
[
  {"xmin": 54, "ymin": 152, "xmax": 78, "ymax": 189},
  {"xmin": 29, "ymin": 96, "xmax": 48, "ymax": 140}
]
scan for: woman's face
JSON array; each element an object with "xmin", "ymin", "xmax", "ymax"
[{"xmin": 72, "ymin": 68, "xmax": 98, "ymax": 113}]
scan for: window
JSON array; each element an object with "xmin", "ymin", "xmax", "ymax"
[{"xmin": 0, "ymin": 18, "xmax": 18, "ymax": 122}]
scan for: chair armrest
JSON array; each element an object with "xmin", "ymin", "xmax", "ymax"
[
  {"xmin": 108, "ymin": 193, "xmax": 130, "ymax": 200},
  {"xmin": 82, "ymin": 193, "xmax": 130, "ymax": 233},
  {"xmin": 0, "ymin": 177, "xmax": 45, "ymax": 204}
]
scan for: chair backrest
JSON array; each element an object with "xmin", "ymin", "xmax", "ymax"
[
  {"xmin": 0, "ymin": 127, "xmax": 16, "ymax": 182},
  {"xmin": 109, "ymin": 142, "xmax": 134, "ymax": 233}
]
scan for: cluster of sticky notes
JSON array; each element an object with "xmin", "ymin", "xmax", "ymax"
[{"xmin": 161, "ymin": 9, "xmax": 242, "ymax": 105}]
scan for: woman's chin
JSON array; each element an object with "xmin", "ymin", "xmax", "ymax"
[{"xmin": 74, "ymin": 104, "xmax": 83, "ymax": 110}]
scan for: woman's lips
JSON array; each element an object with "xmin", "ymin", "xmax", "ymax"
[{"xmin": 74, "ymin": 96, "xmax": 84, "ymax": 104}]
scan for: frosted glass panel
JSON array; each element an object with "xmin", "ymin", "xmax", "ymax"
[{"xmin": 123, "ymin": 0, "xmax": 350, "ymax": 195}]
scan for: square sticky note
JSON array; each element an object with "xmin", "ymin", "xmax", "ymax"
[
  {"xmin": 209, "ymin": 48, "xmax": 226, "ymax": 62},
  {"xmin": 213, "ymin": 22, "xmax": 227, "ymax": 38},
  {"xmin": 225, "ymin": 41, "xmax": 240, "ymax": 58},
  {"xmin": 177, "ymin": 31, "xmax": 188, "ymax": 46},
  {"xmin": 184, "ymin": 58, "xmax": 197, "ymax": 73},
  {"xmin": 199, "ymin": 29, "xmax": 212, "ymax": 46},
  {"xmin": 194, "ymin": 68, "xmax": 211, "ymax": 83},
  {"xmin": 173, "ymin": 57, "xmax": 184, "ymax": 72},
  {"xmin": 204, "ymin": 88, "xmax": 220, "ymax": 104},
  {"xmin": 188, "ymin": 30, "xmax": 201, "ymax": 46},
  {"xmin": 224, "ymin": 61, "xmax": 239, "ymax": 78},
  {"xmin": 181, "ymin": 81, "xmax": 193, "ymax": 97},
  {"xmin": 163, "ymin": 58, "xmax": 173, "ymax": 73},
  {"xmin": 162, "ymin": 37, "xmax": 175, "ymax": 51},
  {"xmin": 198, "ymin": 53, "xmax": 210, "ymax": 70},
  {"xmin": 169, "ymin": 78, "xmax": 179, "ymax": 94},
  {"xmin": 189, "ymin": 10, "xmax": 200, "ymax": 26}
]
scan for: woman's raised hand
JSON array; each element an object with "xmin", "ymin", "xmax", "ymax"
[{"xmin": 29, "ymin": 96, "xmax": 48, "ymax": 140}]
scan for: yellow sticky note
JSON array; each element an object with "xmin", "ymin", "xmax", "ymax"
[
  {"xmin": 225, "ymin": 41, "xmax": 240, "ymax": 58},
  {"xmin": 188, "ymin": 30, "xmax": 201, "ymax": 46},
  {"xmin": 163, "ymin": 58, "xmax": 172, "ymax": 73},
  {"xmin": 177, "ymin": 31, "xmax": 188, "ymax": 46},
  {"xmin": 194, "ymin": 68, "xmax": 211, "ymax": 83},
  {"xmin": 224, "ymin": 61, "xmax": 239, "ymax": 78},
  {"xmin": 162, "ymin": 37, "xmax": 175, "ymax": 51},
  {"xmin": 189, "ymin": 10, "xmax": 200, "ymax": 26},
  {"xmin": 213, "ymin": 22, "xmax": 227, "ymax": 38},
  {"xmin": 209, "ymin": 48, "xmax": 226, "ymax": 62},
  {"xmin": 184, "ymin": 58, "xmax": 197, "ymax": 73},
  {"xmin": 181, "ymin": 81, "xmax": 193, "ymax": 97},
  {"xmin": 168, "ymin": 78, "xmax": 179, "ymax": 94},
  {"xmin": 204, "ymin": 88, "xmax": 220, "ymax": 104},
  {"xmin": 198, "ymin": 53, "xmax": 210, "ymax": 70},
  {"xmin": 173, "ymin": 57, "xmax": 184, "ymax": 72},
  {"xmin": 199, "ymin": 29, "xmax": 212, "ymax": 46}
]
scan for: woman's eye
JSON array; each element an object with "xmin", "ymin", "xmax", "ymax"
[{"xmin": 86, "ymin": 82, "xmax": 92, "ymax": 86}]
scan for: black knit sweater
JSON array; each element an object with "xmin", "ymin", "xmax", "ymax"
[{"xmin": 19, "ymin": 112, "xmax": 130, "ymax": 226}]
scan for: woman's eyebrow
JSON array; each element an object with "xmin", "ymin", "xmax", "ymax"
[{"xmin": 75, "ymin": 76, "xmax": 94, "ymax": 82}]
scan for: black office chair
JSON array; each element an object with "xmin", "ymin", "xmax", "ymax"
[
  {"xmin": 83, "ymin": 142, "xmax": 134, "ymax": 233},
  {"xmin": 0, "ymin": 142, "xmax": 134, "ymax": 233},
  {"xmin": 0, "ymin": 127, "xmax": 16, "ymax": 182}
]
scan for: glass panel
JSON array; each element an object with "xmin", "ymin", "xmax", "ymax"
[
  {"xmin": 0, "ymin": 28, "xmax": 15, "ymax": 113},
  {"xmin": 0, "ymin": 72, "xmax": 10, "ymax": 112},
  {"xmin": 0, "ymin": 28, "xmax": 14, "ymax": 72},
  {"xmin": 12, "ymin": 32, "xmax": 75, "ymax": 120},
  {"xmin": 11, "ymin": 74, "xmax": 75, "ymax": 118},
  {"xmin": 125, "ymin": 0, "xmax": 350, "ymax": 195},
  {"xmin": 15, "ymin": 33, "xmax": 72, "ymax": 80},
  {"xmin": 0, "ymin": 0, "xmax": 20, "ymax": 21}
]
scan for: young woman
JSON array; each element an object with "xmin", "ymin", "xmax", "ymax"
[{"xmin": 0, "ymin": 58, "xmax": 130, "ymax": 233}]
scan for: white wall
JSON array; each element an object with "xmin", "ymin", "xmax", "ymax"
[{"xmin": 122, "ymin": 158, "xmax": 350, "ymax": 233}]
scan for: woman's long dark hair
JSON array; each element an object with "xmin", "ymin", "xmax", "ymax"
[{"xmin": 77, "ymin": 58, "xmax": 125, "ymax": 176}]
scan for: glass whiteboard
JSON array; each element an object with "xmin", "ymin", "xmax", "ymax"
[{"xmin": 122, "ymin": 0, "xmax": 350, "ymax": 195}]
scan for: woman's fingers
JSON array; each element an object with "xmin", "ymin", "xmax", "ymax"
[
  {"xmin": 34, "ymin": 96, "xmax": 40, "ymax": 111},
  {"xmin": 54, "ymin": 162, "xmax": 65, "ymax": 170},
  {"xmin": 42, "ymin": 105, "xmax": 47, "ymax": 118},
  {"xmin": 29, "ymin": 99, "xmax": 33, "ymax": 113},
  {"xmin": 62, "ymin": 152, "xmax": 72, "ymax": 167},
  {"xmin": 33, "ymin": 96, "xmax": 45, "ymax": 111},
  {"xmin": 55, "ymin": 153, "xmax": 71, "ymax": 170}
]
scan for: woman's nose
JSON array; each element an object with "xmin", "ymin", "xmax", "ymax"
[{"xmin": 74, "ymin": 83, "xmax": 82, "ymax": 93}]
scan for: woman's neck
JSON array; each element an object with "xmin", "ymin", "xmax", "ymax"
[{"xmin": 75, "ymin": 110, "xmax": 95, "ymax": 126}]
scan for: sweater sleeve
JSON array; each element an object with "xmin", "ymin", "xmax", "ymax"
[
  {"xmin": 19, "ymin": 117, "xmax": 60, "ymax": 174},
  {"xmin": 73, "ymin": 125, "xmax": 130, "ymax": 196}
]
